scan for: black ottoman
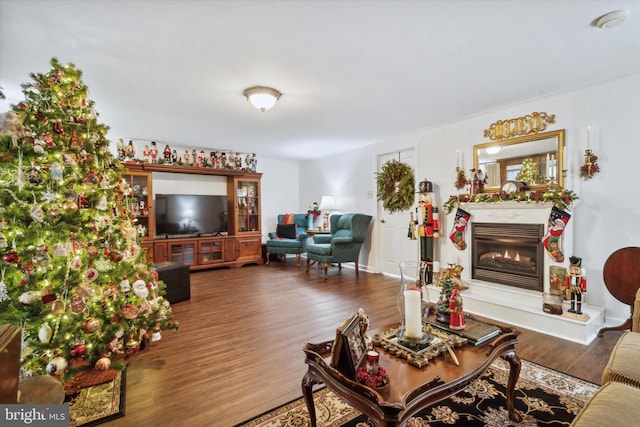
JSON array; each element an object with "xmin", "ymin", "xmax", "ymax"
[{"xmin": 154, "ymin": 262, "xmax": 190, "ymax": 304}]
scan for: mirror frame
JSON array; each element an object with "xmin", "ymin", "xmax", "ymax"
[{"xmin": 473, "ymin": 129, "xmax": 565, "ymax": 192}]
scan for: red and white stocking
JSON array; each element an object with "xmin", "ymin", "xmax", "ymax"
[
  {"xmin": 449, "ymin": 208, "xmax": 471, "ymax": 250},
  {"xmin": 542, "ymin": 206, "xmax": 571, "ymax": 262}
]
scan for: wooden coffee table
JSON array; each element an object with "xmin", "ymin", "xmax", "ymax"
[{"xmin": 302, "ymin": 324, "xmax": 521, "ymax": 426}]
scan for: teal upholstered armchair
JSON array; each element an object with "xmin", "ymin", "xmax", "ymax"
[
  {"xmin": 265, "ymin": 214, "xmax": 314, "ymax": 266},
  {"xmin": 306, "ymin": 213, "xmax": 372, "ymax": 279}
]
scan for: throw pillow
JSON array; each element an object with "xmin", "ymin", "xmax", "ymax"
[
  {"xmin": 282, "ymin": 213, "xmax": 295, "ymax": 224},
  {"xmin": 276, "ymin": 223, "xmax": 298, "ymax": 239}
]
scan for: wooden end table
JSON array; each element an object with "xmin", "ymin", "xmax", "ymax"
[{"xmin": 302, "ymin": 326, "xmax": 522, "ymax": 426}]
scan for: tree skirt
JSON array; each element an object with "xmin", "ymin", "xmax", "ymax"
[
  {"xmin": 66, "ymin": 369, "xmax": 126, "ymax": 427},
  {"xmin": 236, "ymin": 359, "xmax": 598, "ymax": 426}
]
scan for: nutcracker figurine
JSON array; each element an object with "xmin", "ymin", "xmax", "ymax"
[
  {"xmin": 416, "ymin": 179, "xmax": 438, "ymax": 284},
  {"xmin": 565, "ymin": 256, "xmax": 587, "ymax": 315}
]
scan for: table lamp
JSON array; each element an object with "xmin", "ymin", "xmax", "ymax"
[{"xmin": 320, "ymin": 195, "xmax": 335, "ymax": 231}]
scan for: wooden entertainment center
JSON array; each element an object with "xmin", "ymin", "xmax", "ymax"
[{"xmin": 124, "ymin": 163, "xmax": 263, "ymax": 269}]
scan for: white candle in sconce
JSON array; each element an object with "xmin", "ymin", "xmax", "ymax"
[
  {"xmin": 433, "ymin": 261, "xmax": 440, "ymax": 273},
  {"xmin": 456, "ymin": 150, "xmax": 460, "ymax": 168},
  {"xmin": 587, "ymin": 126, "xmax": 591, "ymax": 149},
  {"xmin": 404, "ymin": 289, "xmax": 423, "ymax": 338}
]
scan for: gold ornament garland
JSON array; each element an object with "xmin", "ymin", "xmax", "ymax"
[{"xmin": 376, "ymin": 160, "xmax": 415, "ymax": 213}]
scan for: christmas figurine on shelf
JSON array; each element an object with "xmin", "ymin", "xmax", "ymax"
[
  {"xmin": 565, "ymin": 256, "xmax": 587, "ymax": 315},
  {"xmin": 149, "ymin": 141, "xmax": 158, "ymax": 163},
  {"xmin": 448, "ymin": 288, "xmax": 465, "ymax": 330}
]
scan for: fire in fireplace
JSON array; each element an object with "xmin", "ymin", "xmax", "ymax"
[{"xmin": 471, "ymin": 222, "xmax": 544, "ymax": 292}]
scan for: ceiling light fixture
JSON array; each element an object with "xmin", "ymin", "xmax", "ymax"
[
  {"xmin": 595, "ymin": 10, "xmax": 629, "ymax": 29},
  {"xmin": 243, "ymin": 86, "xmax": 282, "ymax": 112},
  {"xmin": 486, "ymin": 146, "xmax": 501, "ymax": 155}
]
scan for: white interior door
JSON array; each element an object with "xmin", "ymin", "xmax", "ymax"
[{"xmin": 378, "ymin": 149, "xmax": 418, "ymax": 276}]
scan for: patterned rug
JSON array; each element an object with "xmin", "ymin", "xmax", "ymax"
[
  {"xmin": 66, "ymin": 369, "xmax": 126, "ymax": 427},
  {"xmin": 236, "ymin": 359, "xmax": 598, "ymax": 426}
]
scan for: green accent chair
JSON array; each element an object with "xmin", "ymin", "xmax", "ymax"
[
  {"xmin": 265, "ymin": 214, "xmax": 313, "ymax": 267},
  {"xmin": 305, "ymin": 213, "xmax": 372, "ymax": 279}
]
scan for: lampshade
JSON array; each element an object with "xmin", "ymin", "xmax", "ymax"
[
  {"xmin": 243, "ymin": 86, "xmax": 282, "ymax": 112},
  {"xmin": 320, "ymin": 195, "xmax": 335, "ymax": 211}
]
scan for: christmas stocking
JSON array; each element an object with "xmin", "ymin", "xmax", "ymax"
[
  {"xmin": 542, "ymin": 206, "xmax": 571, "ymax": 262},
  {"xmin": 449, "ymin": 208, "xmax": 471, "ymax": 250}
]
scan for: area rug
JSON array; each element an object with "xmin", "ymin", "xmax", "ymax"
[
  {"xmin": 66, "ymin": 369, "xmax": 126, "ymax": 427},
  {"xmin": 237, "ymin": 359, "xmax": 598, "ymax": 426}
]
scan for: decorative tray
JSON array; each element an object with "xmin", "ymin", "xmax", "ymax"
[{"xmin": 372, "ymin": 325, "xmax": 467, "ymax": 368}]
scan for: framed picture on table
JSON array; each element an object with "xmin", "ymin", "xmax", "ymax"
[{"xmin": 330, "ymin": 313, "xmax": 367, "ymax": 377}]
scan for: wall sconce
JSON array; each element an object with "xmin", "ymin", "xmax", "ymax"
[
  {"xmin": 243, "ymin": 86, "xmax": 282, "ymax": 112},
  {"xmin": 320, "ymin": 195, "xmax": 335, "ymax": 231}
]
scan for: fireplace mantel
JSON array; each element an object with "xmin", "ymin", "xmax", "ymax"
[{"xmin": 433, "ymin": 200, "xmax": 604, "ymax": 344}]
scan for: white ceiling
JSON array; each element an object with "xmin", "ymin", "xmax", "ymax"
[{"xmin": 1, "ymin": 0, "xmax": 639, "ymax": 160}]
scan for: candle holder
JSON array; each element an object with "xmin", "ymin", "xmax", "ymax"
[
  {"xmin": 398, "ymin": 261, "xmax": 433, "ymax": 349},
  {"xmin": 580, "ymin": 149, "xmax": 600, "ymax": 180}
]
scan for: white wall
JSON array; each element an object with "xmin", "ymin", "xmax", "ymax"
[{"xmin": 300, "ymin": 73, "xmax": 640, "ymax": 325}]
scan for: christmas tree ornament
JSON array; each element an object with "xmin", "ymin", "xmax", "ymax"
[
  {"xmin": 62, "ymin": 198, "xmax": 78, "ymax": 214},
  {"xmin": 120, "ymin": 277, "xmax": 131, "ymax": 294},
  {"xmin": 19, "ymin": 290, "xmax": 40, "ymax": 305},
  {"xmin": 0, "ymin": 232, "xmax": 7, "ymax": 248},
  {"xmin": 30, "ymin": 202, "xmax": 44, "ymax": 223},
  {"xmin": 0, "ymin": 269, "xmax": 8, "ymax": 302},
  {"xmin": 52, "ymin": 242, "xmax": 67, "ymax": 257},
  {"xmin": 82, "ymin": 317, "xmax": 100, "ymax": 334},
  {"xmin": 95, "ymin": 357, "xmax": 111, "ymax": 371},
  {"xmin": 86, "ymin": 243, "xmax": 98, "ymax": 257},
  {"xmin": 70, "ymin": 294, "xmax": 86, "ymax": 315},
  {"xmin": 542, "ymin": 206, "xmax": 571, "ymax": 262},
  {"xmin": 47, "ymin": 203, "xmax": 61, "ymax": 223},
  {"xmin": 125, "ymin": 338, "xmax": 140, "ymax": 356},
  {"xmin": 38, "ymin": 322, "xmax": 53, "ymax": 343},
  {"xmin": 83, "ymin": 268, "xmax": 98, "ymax": 282},
  {"xmin": 132, "ymin": 279, "xmax": 149, "ymax": 299},
  {"xmin": 46, "ymin": 356, "xmax": 68, "ymax": 375},
  {"xmin": 121, "ymin": 303, "xmax": 139, "ymax": 320},
  {"xmin": 3, "ymin": 251, "xmax": 20, "ymax": 264},
  {"xmin": 70, "ymin": 343, "xmax": 87, "ymax": 358}
]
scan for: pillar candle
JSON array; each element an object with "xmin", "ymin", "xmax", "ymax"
[
  {"xmin": 404, "ymin": 289, "xmax": 423, "ymax": 338},
  {"xmin": 433, "ymin": 261, "xmax": 440, "ymax": 273},
  {"xmin": 587, "ymin": 126, "xmax": 591, "ymax": 149}
]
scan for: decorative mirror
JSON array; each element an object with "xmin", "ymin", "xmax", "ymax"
[{"xmin": 473, "ymin": 129, "xmax": 565, "ymax": 192}]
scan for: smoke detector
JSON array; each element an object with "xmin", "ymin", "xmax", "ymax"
[{"xmin": 595, "ymin": 10, "xmax": 629, "ymax": 29}]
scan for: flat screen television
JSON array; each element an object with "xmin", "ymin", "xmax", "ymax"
[{"xmin": 155, "ymin": 194, "xmax": 228, "ymax": 237}]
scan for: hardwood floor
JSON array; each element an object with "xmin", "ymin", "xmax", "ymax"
[{"xmin": 104, "ymin": 260, "xmax": 622, "ymax": 427}]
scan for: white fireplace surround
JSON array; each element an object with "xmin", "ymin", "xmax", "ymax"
[{"xmin": 427, "ymin": 201, "xmax": 604, "ymax": 344}]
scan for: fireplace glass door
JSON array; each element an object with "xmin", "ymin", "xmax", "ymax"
[{"xmin": 471, "ymin": 223, "xmax": 544, "ymax": 292}]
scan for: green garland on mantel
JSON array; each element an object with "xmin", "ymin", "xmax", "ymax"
[
  {"xmin": 442, "ymin": 188, "xmax": 579, "ymax": 214},
  {"xmin": 376, "ymin": 160, "xmax": 415, "ymax": 213}
]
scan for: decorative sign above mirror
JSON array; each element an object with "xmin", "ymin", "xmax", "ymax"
[{"xmin": 475, "ymin": 112, "xmax": 564, "ymax": 192}]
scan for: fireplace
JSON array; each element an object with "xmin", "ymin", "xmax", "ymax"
[{"xmin": 471, "ymin": 222, "xmax": 544, "ymax": 292}]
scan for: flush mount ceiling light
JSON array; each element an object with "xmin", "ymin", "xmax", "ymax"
[
  {"xmin": 486, "ymin": 146, "xmax": 501, "ymax": 155},
  {"xmin": 243, "ymin": 86, "xmax": 282, "ymax": 112},
  {"xmin": 595, "ymin": 10, "xmax": 629, "ymax": 29}
]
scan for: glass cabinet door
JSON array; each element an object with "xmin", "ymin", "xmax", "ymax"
[{"xmin": 236, "ymin": 180, "xmax": 260, "ymax": 233}]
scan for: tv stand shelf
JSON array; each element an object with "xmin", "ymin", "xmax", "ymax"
[{"xmin": 125, "ymin": 163, "xmax": 263, "ymax": 270}]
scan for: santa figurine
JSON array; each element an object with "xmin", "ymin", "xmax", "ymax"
[{"xmin": 448, "ymin": 289, "xmax": 465, "ymax": 330}]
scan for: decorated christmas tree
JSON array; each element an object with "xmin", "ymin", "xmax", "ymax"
[
  {"xmin": 0, "ymin": 58, "xmax": 178, "ymax": 378},
  {"xmin": 515, "ymin": 157, "xmax": 539, "ymax": 184}
]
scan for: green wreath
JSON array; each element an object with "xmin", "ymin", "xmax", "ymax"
[{"xmin": 376, "ymin": 160, "xmax": 415, "ymax": 213}]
